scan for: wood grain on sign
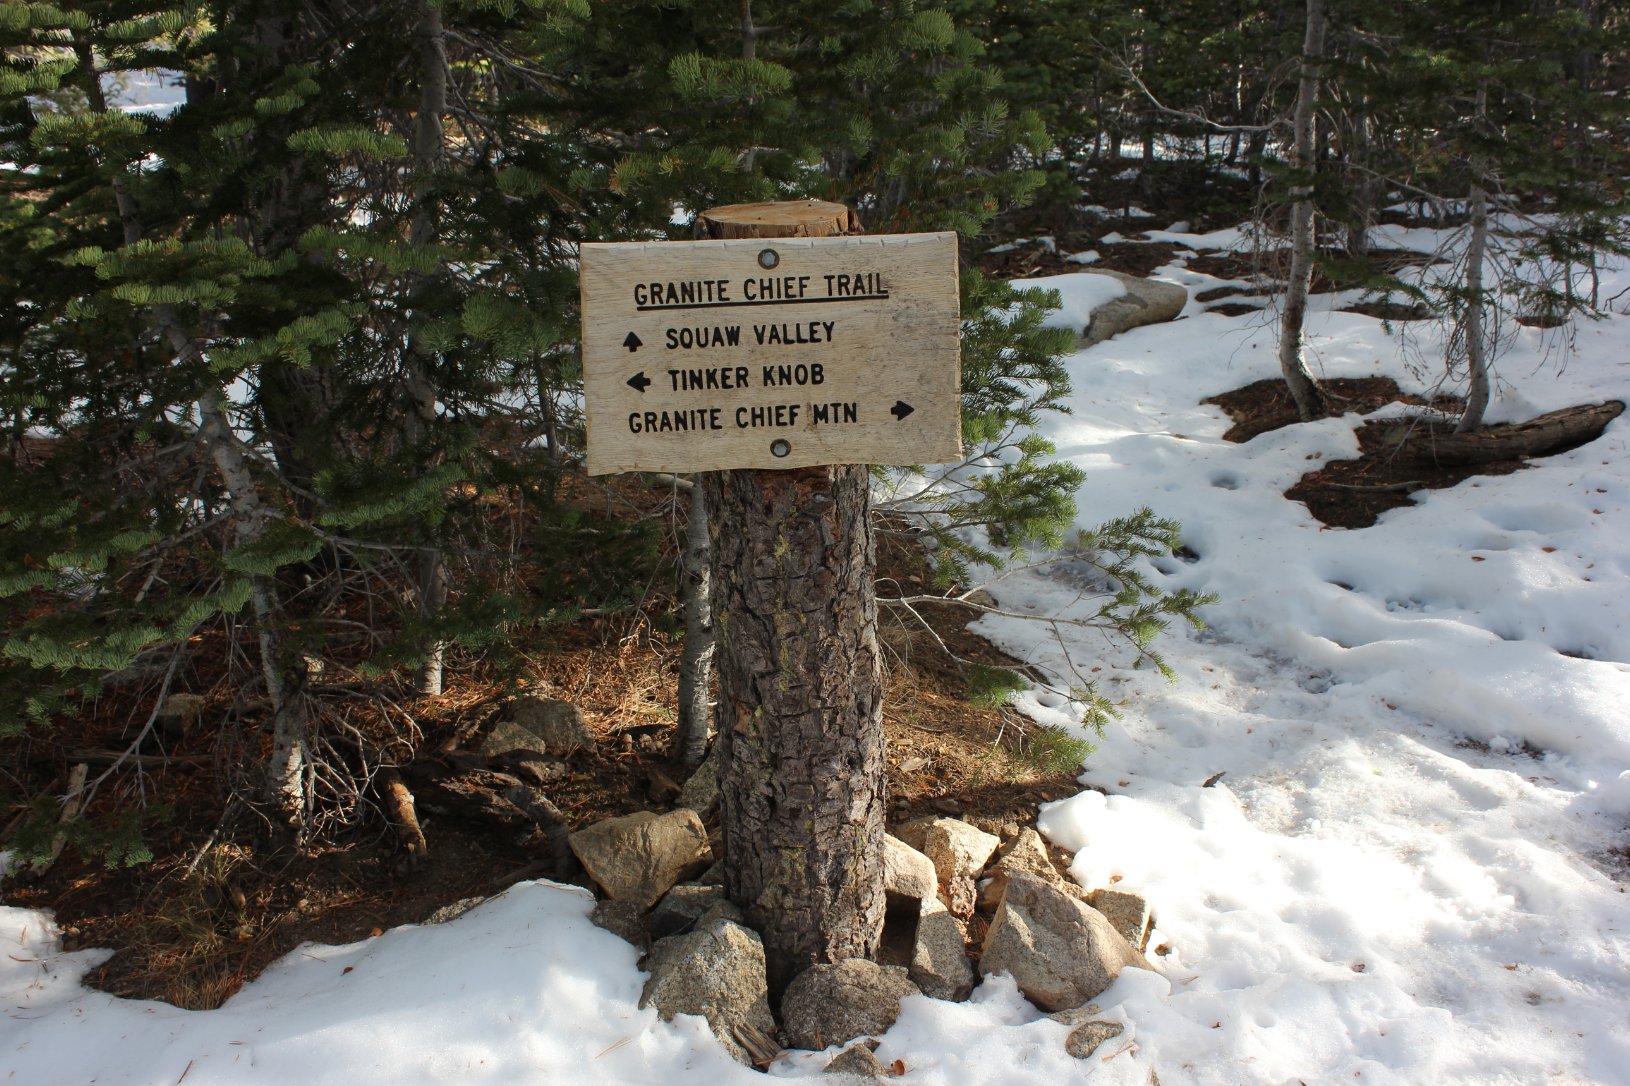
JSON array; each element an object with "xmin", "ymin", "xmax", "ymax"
[{"xmin": 580, "ymin": 231, "xmax": 961, "ymax": 475}]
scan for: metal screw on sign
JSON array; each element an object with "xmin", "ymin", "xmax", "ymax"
[
  {"xmin": 770, "ymin": 439, "xmax": 791, "ymax": 458},
  {"xmin": 757, "ymin": 248, "xmax": 779, "ymax": 270}
]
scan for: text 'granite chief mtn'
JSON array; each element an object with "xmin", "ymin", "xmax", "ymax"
[{"xmin": 579, "ymin": 232, "xmax": 962, "ymax": 475}]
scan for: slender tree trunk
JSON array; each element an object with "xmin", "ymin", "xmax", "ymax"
[
  {"xmin": 1344, "ymin": 109, "xmax": 1376, "ymax": 260},
  {"xmin": 694, "ymin": 201, "xmax": 887, "ymax": 998},
  {"xmin": 74, "ymin": 38, "xmax": 310, "ymax": 831},
  {"xmin": 1457, "ymin": 84, "xmax": 1491, "ymax": 433},
  {"xmin": 199, "ymin": 388, "xmax": 310, "ymax": 832},
  {"xmin": 1457, "ymin": 183, "xmax": 1491, "ymax": 432},
  {"xmin": 676, "ymin": 478, "xmax": 715, "ymax": 765},
  {"xmin": 409, "ymin": 0, "xmax": 450, "ymax": 695},
  {"xmin": 1277, "ymin": 0, "xmax": 1328, "ymax": 422}
]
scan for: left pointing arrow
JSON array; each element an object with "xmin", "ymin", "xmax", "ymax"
[
  {"xmin": 627, "ymin": 372, "xmax": 653, "ymax": 393},
  {"xmin": 623, "ymin": 332, "xmax": 643, "ymax": 352}
]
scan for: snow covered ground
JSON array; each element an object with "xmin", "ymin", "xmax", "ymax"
[{"xmin": 5, "ymin": 220, "xmax": 1629, "ymax": 1085}]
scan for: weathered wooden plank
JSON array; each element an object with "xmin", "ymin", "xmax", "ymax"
[{"xmin": 580, "ymin": 231, "xmax": 962, "ymax": 474}]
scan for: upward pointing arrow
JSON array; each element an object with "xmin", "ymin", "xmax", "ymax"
[{"xmin": 623, "ymin": 332, "xmax": 643, "ymax": 352}]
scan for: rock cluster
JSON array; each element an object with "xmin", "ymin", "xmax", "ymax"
[
  {"xmin": 447, "ymin": 705, "xmax": 1163, "ymax": 1072},
  {"xmin": 563, "ymin": 806, "xmax": 1160, "ymax": 1069}
]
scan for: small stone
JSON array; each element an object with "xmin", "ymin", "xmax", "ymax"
[
  {"xmin": 909, "ymin": 818, "xmax": 1001, "ymax": 917},
  {"xmin": 781, "ymin": 959, "xmax": 920, "ymax": 1050},
  {"xmin": 825, "ymin": 1042, "xmax": 889, "ymax": 1078},
  {"xmin": 423, "ymin": 897, "xmax": 485, "ymax": 924},
  {"xmin": 641, "ymin": 919, "xmax": 776, "ymax": 1065},
  {"xmin": 504, "ymin": 750, "xmax": 569, "ymax": 786},
  {"xmin": 882, "ymin": 834, "xmax": 937, "ymax": 903},
  {"xmin": 479, "ymin": 720, "xmax": 552, "ymax": 759},
  {"xmin": 569, "ymin": 808, "xmax": 712, "ymax": 909},
  {"xmin": 1064, "ymin": 1020, "xmax": 1125, "ymax": 1058},
  {"xmin": 1087, "ymin": 888, "xmax": 1153, "ymax": 951},
  {"xmin": 157, "ymin": 693, "xmax": 206, "ymax": 735},
  {"xmin": 979, "ymin": 872, "xmax": 1150, "ymax": 1011},
  {"xmin": 978, "ymin": 827, "xmax": 1085, "ymax": 912},
  {"xmin": 590, "ymin": 899, "xmax": 648, "ymax": 947},
  {"xmin": 1077, "ymin": 271, "xmax": 1187, "ymax": 346},
  {"xmin": 510, "ymin": 696, "xmax": 594, "ymax": 753},
  {"xmin": 909, "ymin": 903, "xmax": 975, "ymax": 1001},
  {"xmin": 1046, "ymin": 1003, "xmax": 1103, "ymax": 1027},
  {"xmin": 649, "ymin": 883, "xmax": 743, "ymax": 940}
]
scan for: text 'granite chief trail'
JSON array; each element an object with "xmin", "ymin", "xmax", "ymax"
[{"xmin": 579, "ymin": 232, "xmax": 962, "ymax": 475}]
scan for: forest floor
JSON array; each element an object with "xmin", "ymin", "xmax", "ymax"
[{"xmin": 0, "ymin": 159, "xmax": 1540, "ymax": 1012}]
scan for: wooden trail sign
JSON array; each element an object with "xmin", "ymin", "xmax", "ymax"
[{"xmin": 580, "ymin": 231, "xmax": 961, "ymax": 475}]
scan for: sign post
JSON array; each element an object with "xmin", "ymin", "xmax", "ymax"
[{"xmin": 580, "ymin": 201, "xmax": 961, "ymax": 994}]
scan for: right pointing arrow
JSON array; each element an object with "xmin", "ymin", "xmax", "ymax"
[{"xmin": 890, "ymin": 400, "xmax": 914, "ymax": 421}]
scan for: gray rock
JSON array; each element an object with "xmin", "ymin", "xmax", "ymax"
[
  {"xmin": 1046, "ymin": 1003, "xmax": 1103, "ymax": 1027},
  {"xmin": 423, "ymin": 896, "xmax": 485, "ymax": 924},
  {"xmin": 910, "ymin": 818, "xmax": 1000, "ymax": 918},
  {"xmin": 157, "ymin": 693, "xmax": 207, "ymax": 736},
  {"xmin": 590, "ymin": 899, "xmax": 648, "ymax": 947},
  {"xmin": 479, "ymin": 720, "xmax": 553, "ymax": 758},
  {"xmin": 676, "ymin": 740, "xmax": 722, "ymax": 815},
  {"xmin": 641, "ymin": 919, "xmax": 776, "ymax": 1065},
  {"xmin": 1064, "ymin": 1019, "xmax": 1125, "ymax": 1058},
  {"xmin": 510, "ymin": 696, "xmax": 593, "ymax": 753},
  {"xmin": 883, "ymin": 834, "xmax": 938, "ymax": 903},
  {"xmin": 649, "ymin": 883, "xmax": 743, "ymax": 940},
  {"xmin": 825, "ymin": 1042, "xmax": 889, "ymax": 1079},
  {"xmin": 569, "ymin": 808, "xmax": 712, "ymax": 909},
  {"xmin": 978, "ymin": 827, "xmax": 1084, "ymax": 912},
  {"xmin": 1088, "ymin": 887, "xmax": 1153, "ymax": 951},
  {"xmin": 1078, "ymin": 271, "xmax": 1187, "ymax": 346},
  {"xmin": 979, "ymin": 872, "xmax": 1150, "ymax": 1011},
  {"xmin": 781, "ymin": 959, "xmax": 920, "ymax": 1050},
  {"xmin": 909, "ymin": 904, "xmax": 975, "ymax": 1001}
]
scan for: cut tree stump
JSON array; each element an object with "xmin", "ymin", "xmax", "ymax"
[{"xmin": 1365, "ymin": 401, "xmax": 1625, "ymax": 466}]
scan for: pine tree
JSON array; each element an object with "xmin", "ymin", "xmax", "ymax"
[{"xmin": 1, "ymin": 0, "xmax": 600, "ymax": 847}]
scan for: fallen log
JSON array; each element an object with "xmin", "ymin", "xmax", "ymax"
[{"xmin": 1364, "ymin": 401, "xmax": 1625, "ymax": 467}]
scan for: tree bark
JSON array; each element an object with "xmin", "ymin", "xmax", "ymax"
[
  {"xmin": 1456, "ymin": 88, "xmax": 1492, "ymax": 433},
  {"xmin": 1276, "ymin": 0, "xmax": 1328, "ymax": 422},
  {"xmin": 409, "ymin": 0, "xmax": 451, "ymax": 694},
  {"xmin": 1457, "ymin": 180, "xmax": 1491, "ymax": 432},
  {"xmin": 676, "ymin": 479, "xmax": 716, "ymax": 765},
  {"xmin": 694, "ymin": 201, "xmax": 887, "ymax": 997},
  {"xmin": 1371, "ymin": 401, "xmax": 1623, "ymax": 466}
]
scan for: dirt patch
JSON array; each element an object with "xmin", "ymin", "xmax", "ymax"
[
  {"xmin": 1203, "ymin": 376, "xmax": 1432, "ymax": 444},
  {"xmin": 978, "ymin": 239, "xmax": 1187, "ymax": 282},
  {"xmin": 1203, "ymin": 377, "xmax": 1541, "ymax": 529}
]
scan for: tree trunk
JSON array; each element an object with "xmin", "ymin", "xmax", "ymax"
[
  {"xmin": 409, "ymin": 0, "xmax": 450, "ymax": 694},
  {"xmin": 676, "ymin": 478, "xmax": 716, "ymax": 765},
  {"xmin": 74, "ymin": 39, "xmax": 310, "ymax": 833},
  {"xmin": 1276, "ymin": 0, "xmax": 1328, "ymax": 422},
  {"xmin": 1371, "ymin": 401, "xmax": 1624, "ymax": 465},
  {"xmin": 1457, "ymin": 180, "xmax": 1491, "ymax": 432},
  {"xmin": 694, "ymin": 201, "xmax": 887, "ymax": 997}
]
